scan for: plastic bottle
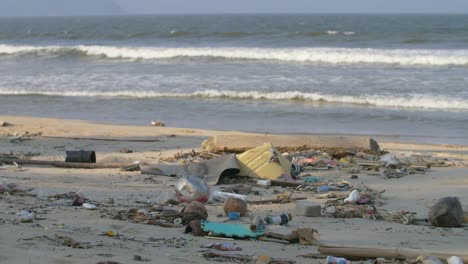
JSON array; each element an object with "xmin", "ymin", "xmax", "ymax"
[
  {"xmin": 264, "ymin": 213, "xmax": 291, "ymax": 226},
  {"xmin": 212, "ymin": 190, "xmax": 247, "ymax": 202}
]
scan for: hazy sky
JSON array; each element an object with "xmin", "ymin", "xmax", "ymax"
[
  {"xmin": 1, "ymin": 0, "xmax": 468, "ymax": 17},
  {"xmin": 115, "ymin": 0, "xmax": 468, "ymax": 14}
]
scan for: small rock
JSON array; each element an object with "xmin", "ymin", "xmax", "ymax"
[{"xmin": 429, "ymin": 197, "xmax": 463, "ymax": 228}]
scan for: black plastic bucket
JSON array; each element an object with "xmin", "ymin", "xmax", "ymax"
[{"xmin": 65, "ymin": 150, "xmax": 96, "ymax": 163}]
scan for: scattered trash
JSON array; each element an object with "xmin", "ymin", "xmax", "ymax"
[
  {"xmin": 185, "ymin": 220, "xmax": 207, "ymax": 236},
  {"xmin": 256, "ymin": 179, "xmax": 272, "ymax": 187},
  {"xmin": 65, "ymin": 150, "xmax": 96, "ymax": 163},
  {"xmin": 317, "ymin": 185, "xmax": 349, "ymax": 193},
  {"xmin": 264, "ymin": 213, "xmax": 291, "ymax": 226},
  {"xmin": 327, "ymin": 256, "xmax": 351, "ymax": 264},
  {"xmin": 447, "ymin": 256, "xmax": 464, "ymax": 264},
  {"xmin": 72, "ymin": 194, "xmax": 85, "ymax": 206},
  {"xmin": 223, "ymin": 197, "xmax": 248, "ymax": 217},
  {"xmin": 304, "ymin": 176, "xmax": 321, "ymax": 183},
  {"xmin": 82, "ymin": 203, "xmax": 97, "ymax": 210},
  {"xmin": 249, "ymin": 216, "xmax": 265, "ymax": 232},
  {"xmin": 201, "ymin": 220, "xmax": 264, "ymax": 238},
  {"xmin": 212, "ymin": 190, "xmax": 247, "ymax": 202},
  {"xmin": 237, "ymin": 143, "xmax": 292, "ymax": 180},
  {"xmin": 228, "ymin": 212, "xmax": 240, "ymax": 220},
  {"xmin": 151, "ymin": 121, "xmax": 166, "ymax": 127},
  {"xmin": 206, "ymin": 242, "xmax": 242, "ymax": 251},
  {"xmin": 418, "ymin": 255, "xmax": 444, "ymax": 264},
  {"xmin": 16, "ymin": 210, "xmax": 34, "ymax": 223},
  {"xmin": 119, "ymin": 148, "xmax": 133, "ymax": 153},
  {"xmin": 344, "ymin": 190, "xmax": 360, "ymax": 203},
  {"xmin": 180, "ymin": 201, "xmax": 208, "ymax": 224},
  {"xmin": 175, "ymin": 175, "xmax": 210, "ymax": 203}
]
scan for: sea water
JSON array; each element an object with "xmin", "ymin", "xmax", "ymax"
[{"xmin": 0, "ymin": 14, "xmax": 467, "ymax": 144}]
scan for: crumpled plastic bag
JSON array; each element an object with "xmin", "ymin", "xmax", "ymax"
[{"xmin": 175, "ymin": 175, "xmax": 210, "ymax": 203}]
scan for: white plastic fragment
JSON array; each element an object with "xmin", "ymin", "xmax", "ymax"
[
  {"xmin": 256, "ymin": 180, "xmax": 272, "ymax": 186},
  {"xmin": 417, "ymin": 256, "xmax": 444, "ymax": 264},
  {"xmin": 82, "ymin": 202, "xmax": 97, "ymax": 210},
  {"xmin": 447, "ymin": 256, "xmax": 464, "ymax": 264},
  {"xmin": 212, "ymin": 190, "xmax": 247, "ymax": 202},
  {"xmin": 16, "ymin": 210, "xmax": 34, "ymax": 223},
  {"xmin": 344, "ymin": 190, "xmax": 360, "ymax": 203}
]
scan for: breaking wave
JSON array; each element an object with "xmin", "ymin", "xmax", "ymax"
[
  {"xmin": 1, "ymin": 89, "xmax": 467, "ymax": 110},
  {"xmin": 1, "ymin": 44, "xmax": 468, "ymax": 66}
]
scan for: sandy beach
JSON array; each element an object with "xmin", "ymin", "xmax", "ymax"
[{"xmin": 1, "ymin": 115, "xmax": 468, "ymax": 264}]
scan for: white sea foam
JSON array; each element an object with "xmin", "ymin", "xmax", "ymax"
[
  {"xmin": 1, "ymin": 44, "xmax": 468, "ymax": 66},
  {"xmin": 1, "ymin": 89, "xmax": 467, "ymax": 110}
]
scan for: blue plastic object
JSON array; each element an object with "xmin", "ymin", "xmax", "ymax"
[
  {"xmin": 304, "ymin": 176, "xmax": 321, "ymax": 183},
  {"xmin": 228, "ymin": 212, "xmax": 240, "ymax": 220},
  {"xmin": 201, "ymin": 220, "xmax": 264, "ymax": 238}
]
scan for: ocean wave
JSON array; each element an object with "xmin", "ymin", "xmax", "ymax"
[
  {"xmin": 1, "ymin": 89, "xmax": 467, "ymax": 110},
  {"xmin": 1, "ymin": 44, "xmax": 468, "ymax": 66}
]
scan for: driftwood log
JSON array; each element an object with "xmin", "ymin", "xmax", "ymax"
[
  {"xmin": 317, "ymin": 244, "xmax": 468, "ymax": 261},
  {"xmin": 0, "ymin": 158, "xmax": 133, "ymax": 169}
]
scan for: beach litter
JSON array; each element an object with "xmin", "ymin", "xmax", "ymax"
[{"xmin": 175, "ymin": 175, "xmax": 210, "ymax": 203}]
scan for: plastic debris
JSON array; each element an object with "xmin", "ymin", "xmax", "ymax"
[
  {"xmin": 264, "ymin": 213, "xmax": 291, "ymax": 226},
  {"xmin": 447, "ymin": 256, "xmax": 464, "ymax": 264},
  {"xmin": 256, "ymin": 180, "xmax": 272, "ymax": 186},
  {"xmin": 304, "ymin": 176, "xmax": 321, "ymax": 183},
  {"xmin": 344, "ymin": 190, "xmax": 360, "ymax": 203},
  {"xmin": 327, "ymin": 256, "xmax": 351, "ymax": 264},
  {"xmin": 208, "ymin": 242, "xmax": 242, "ymax": 251},
  {"xmin": 201, "ymin": 220, "xmax": 264, "ymax": 238},
  {"xmin": 82, "ymin": 203, "xmax": 97, "ymax": 210},
  {"xmin": 16, "ymin": 210, "xmax": 34, "ymax": 223},
  {"xmin": 418, "ymin": 256, "xmax": 444, "ymax": 264},
  {"xmin": 212, "ymin": 190, "xmax": 247, "ymax": 202},
  {"xmin": 175, "ymin": 175, "xmax": 210, "ymax": 203},
  {"xmin": 447, "ymin": 256, "xmax": 463, "ymax": 264},
  {"xmin": 228, "ymin": 212, "xmax": 240, "ymax": 220}
]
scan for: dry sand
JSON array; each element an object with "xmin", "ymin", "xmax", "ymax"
[{"xmin": 1, "ymin": 115, "xmax": 467, "ymax": 264}]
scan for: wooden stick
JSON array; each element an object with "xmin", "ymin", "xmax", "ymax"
[
  {"xmin": 258, "ymin": 236, "xmax": 291, "ymax": 244},
  {"xmin": 0, "ymin": 158, "xmax": 132, "ymax": 169},
  {"xmin": 41, "ymin": 136, "xmax": 160, "ymax": 142},
  {"xmin": 270, "ymin": 180, "xmax": 301, "ymax": 187},
  {"xmin": 247, "ymin": 197, "xmax": 307, "ymax": 205},
  {"xmin": 146, "ymin": 220, "xmax": 180, "ymax": 228},
  {"xmin": 318, "ymin": 244, "xmax": 468, "ymax": 261},
  {"xmin": 203, "ymin": 236, "xmax": 235, "ymax": 241},
  {"xmin": 202, "ymin": 251, "xmax": 296, "ymax": 264}
]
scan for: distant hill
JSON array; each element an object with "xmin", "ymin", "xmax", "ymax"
[{"xmin": 0, "ymin": 0, "xmax": 125, "ymax": 17}]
